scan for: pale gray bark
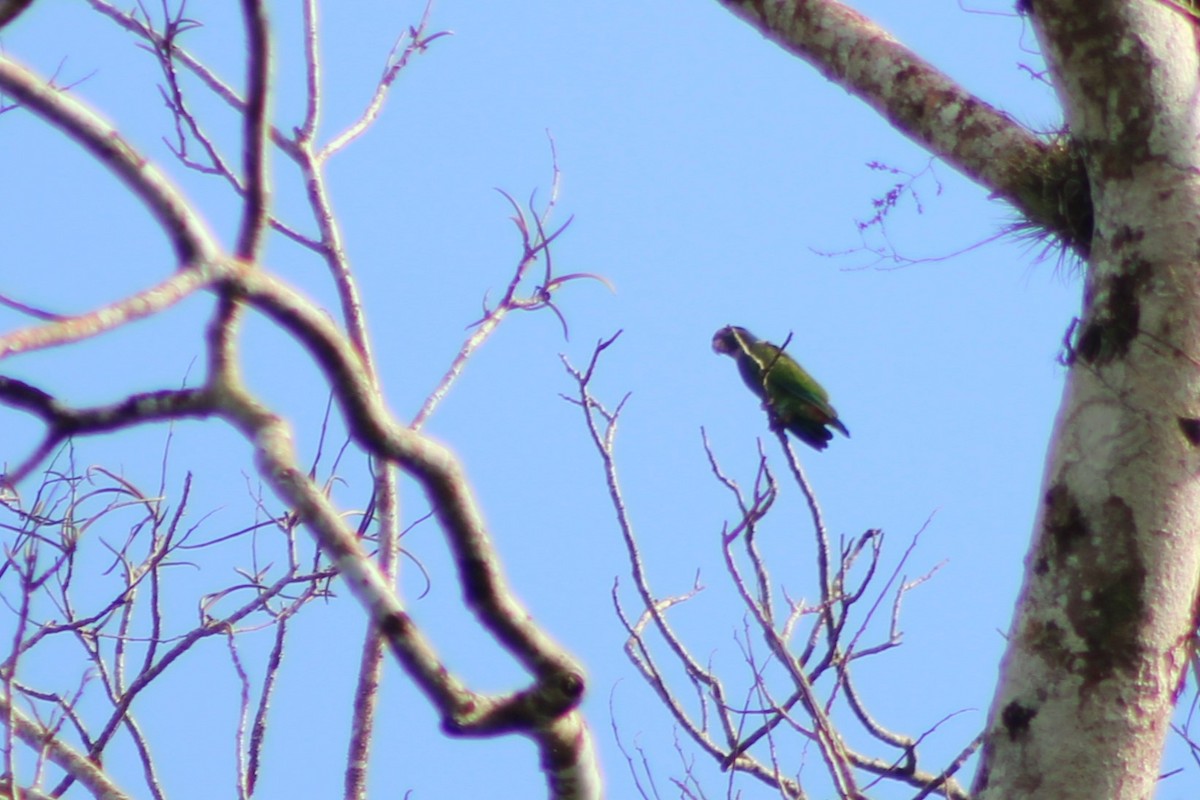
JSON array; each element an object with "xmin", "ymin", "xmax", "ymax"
[
  {"xmin": 974, "ymin": 3, "xmax": 1200, "ymax": 798},
  {"xmin": 715, "ymin": 0, "xmax": 1200, "ymax": 797}
]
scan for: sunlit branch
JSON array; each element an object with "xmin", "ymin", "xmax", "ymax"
[
  {"xmin": 571, "ymin": 325, "xmax": 969, "ymax": 797},
  {"xmin": 297, "ymin": 0, "xmax": 320, "ymax": 143},
  {"xmin": 414, "ymin": 147, "xmax": 608, "ymax": 430},
  {"xmin": 0, "ymin": 266, "xmax": 214, "ymax": 361},
  {"xmin": 0, "ymin": 694, "xmax": 132, "ymax": 800},
  {"xmin": 773, "ymin": 430, "xmax": 845, "ymax": 672},
  {"xmin": 612, "ymin": 581, "xmax": 735, "ymax": 762},
  {"xmin": 704, "ymin": 432, "xmax": 777, "ymax": 617},
  {"xmin": 6, "ymin": 5, "xmax": 606, "ymax": 795},
  {"xmin": 562, "ymin": 334, "xmax": 725, "ymax": 697},
  {"xmin": 0, "ymin": 55, "xmax": 220, "ymax": 264},
  {"xmin": 318, "ymin": 1, "xmax": 449, "ymax": 161},
  {"xmin": 220, "ymin": 266, "xmax": 579, "ymax": 677},
  {"xmin": 713, "ymin": 0, "xmax": 1090, "ymax": 253}
]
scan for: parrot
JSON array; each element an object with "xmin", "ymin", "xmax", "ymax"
[{"xmin": 712, "ymin": 325, "xmax": 849, "ymax": 451}]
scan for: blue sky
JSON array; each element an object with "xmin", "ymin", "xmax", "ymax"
[{"xmin": 5, "ymin": 2, "xmax": 1185, "ymax": 798}]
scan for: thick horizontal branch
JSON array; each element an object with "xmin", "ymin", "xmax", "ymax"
[
  {"xmin": 715, "ymin": 0, "xmax": 1092, "ymax": 252},
  {"xmin": 0, "ymin": 378, "xmax": 215, "ymax": 485},
  {"xmin": 0, "ymin": 377, "xmax": 212, "ymax": 433}
]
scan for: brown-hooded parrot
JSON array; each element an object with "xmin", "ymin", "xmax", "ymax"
[{"xmin": 712, "ymin": 325, "xmax": 849, "ymax": 451}]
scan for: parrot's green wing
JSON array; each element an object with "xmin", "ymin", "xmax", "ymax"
[
  {"xmin": 712, "ymin": 325, "xmax": 850, "ymax": 450},
  {"xmin": 747, "ymin": 341, "xmax": 844, "ymax": 428}
]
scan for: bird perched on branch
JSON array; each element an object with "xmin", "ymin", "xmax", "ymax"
[{"xmin": 712, "ymin": 325, "xmax": 849, "ymax": 451}]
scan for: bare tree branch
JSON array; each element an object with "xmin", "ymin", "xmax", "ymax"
[
  {"xmin": 0, "ymin": 693, "xmax": 133, "ymax": 800},
  {"xmin": 0, "ymin": 55, "xmax": 220, "ymax": 264},
  {"xmin": 0, "ymin": 0, "xmax": 33, "ymax": 30},
  {"xmin": 568, "ymin": 332, "xmax": 969, "ymax": 799},
  {"xmin": 714, "ymin": 0, "xmax": 1092, "ymax": 252},
  {"xmin": 235, "ymin": 0, "xmax": 272, "ymax": 261}
]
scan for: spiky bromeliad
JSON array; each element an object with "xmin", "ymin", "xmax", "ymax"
[{"xmin": 712, "ymin": 325, "xmax": 849, "ymax": 451}]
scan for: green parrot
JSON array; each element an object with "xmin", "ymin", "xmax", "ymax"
[{"xmin": 712, "ymin": 325, "xmax": 849, "ymax": 451}]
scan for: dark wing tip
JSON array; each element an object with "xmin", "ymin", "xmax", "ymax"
[{"xmin": 786, "ymin": 419, "xmax": 834, "ymax": 451}]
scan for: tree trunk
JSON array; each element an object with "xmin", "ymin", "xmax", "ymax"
[{"xmin": 975, "ymin": 3, "xmax": 1200, "ymax": 797}]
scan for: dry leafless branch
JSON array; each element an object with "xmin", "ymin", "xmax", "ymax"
[
  {"xmin": 564, "ymin": 334, "xmax": 970, "ymax": 799},
  {"xmin": 0, "ymin": 5, "xmax": 604, "ymax": 796}
]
